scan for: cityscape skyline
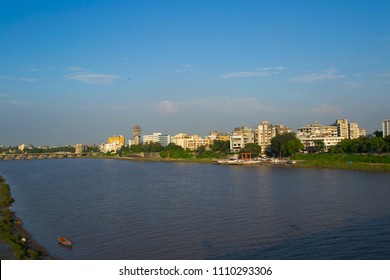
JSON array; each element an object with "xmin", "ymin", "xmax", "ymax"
[{"xmin": 1, "ymin": 1, "xmax": 390, "ymax": 146}]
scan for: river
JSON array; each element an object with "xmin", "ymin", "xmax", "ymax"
[{"xmin": 1, "ymin": 158, "xmax": 389, "ymax": 259}]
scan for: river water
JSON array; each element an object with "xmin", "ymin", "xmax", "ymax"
[{"xmin": 1, "ymin": 158, "xmax": 390, "ymax": 260}]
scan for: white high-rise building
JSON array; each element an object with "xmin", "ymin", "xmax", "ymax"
[{"xmin": 383, "ymin": 119, "xmax": 390, "ymax": 137}]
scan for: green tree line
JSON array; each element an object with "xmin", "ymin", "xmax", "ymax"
[
  {"xmin": 331, "ymin": 136, "xmax": 390, "ymax": 154},
  {"xmin": 118, "ymin": 140, "xmax": 231, "ymax": 159}
]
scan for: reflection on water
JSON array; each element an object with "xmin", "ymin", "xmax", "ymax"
[{"xmin": 1, "ymin": 158, "xmax": 390, "ymax": 259}]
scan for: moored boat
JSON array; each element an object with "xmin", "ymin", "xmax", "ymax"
[{"xmin": 58, "ymin": 236, "xmax": 72, "ymax": 247}]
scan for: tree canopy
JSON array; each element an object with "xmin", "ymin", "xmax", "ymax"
[
  {"xmin": 267, "ymin": 132, "xmax": 304, "ymax": 157},
  {"xmin": 240, "ymin": 143, "xmax": 261, "ymax": 157},
  {"xmin": 334, "ymin": 137, "xmax": 389, "ymax": 153}
]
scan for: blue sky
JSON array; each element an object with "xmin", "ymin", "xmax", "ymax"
[{"xmin": 1, "ymin": 0, "xmax": 389, "ymax": 146}]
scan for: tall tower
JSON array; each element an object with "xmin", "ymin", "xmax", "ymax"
[
  {"xmin": 383, "ymin": 120, "xmax": 390, "ymax": 137},
  {"xmin": 133, "ymin": 124, "xmax": 141, "ymax": 145}
]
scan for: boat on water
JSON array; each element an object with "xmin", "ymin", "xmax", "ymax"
[{"xmin": 58, "ymin": 236, "xmax": 72, "ymax": 247}]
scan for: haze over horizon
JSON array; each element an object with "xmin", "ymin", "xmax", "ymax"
[{"xmin": 1, "ymin": 0, "xmax": 389, "ymax": 146}]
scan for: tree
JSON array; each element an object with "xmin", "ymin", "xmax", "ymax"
[
  {"xmin": 210, "ymin": 140, "xmax": 230, "ymax": 154},
  {"xmin": 281, "ymin": 138, "xmax": 304, "ymax": 156},
  {"xmin": 129, "ymin": 144, "xmax": 143, "ymax": 153},
  {"xmin": 373, "ymin": 130, "xmax": 383, "ymax": 138},
  {"xmin": 313, "ymin": 140, "xmax": 325, "ymax": 153},
  {"xmin": 159, "ymin": 143, "xmax": 193, "ymax": 159},
  {"xmin": 240, "ymin": 143, "xmax": 261, "ymax": 157},
  {"xmin": 268, "ymin": 132, "xmax": 303, "ymax": 157},
  {"xmin": 335, "ymin": 137, "xmax": 387, "ymax": 154}
]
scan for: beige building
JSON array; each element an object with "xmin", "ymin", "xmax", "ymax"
[
  {"xmin": 255, "ymin": 121, "xmax": 291, "ymax": 154},
  {"xmin": 297, "ymin": 122, "xmax": 338, "ymax": 138},
  {"xmin": 18, "ymin": 144, "xmax": 27, "ymax": 152},
  {"xmin": 75, "ymin": 144, "xmax": 84, "ymax": 154},
  {"xmin": 336, "ymin": 119, "xmax": 349, "ymax": 139},
  {"xmin": 171, "ymin": 133, "xmax": 192, "ymax": 149},
  {"xmin": 100, "ymin": 143, "xmax": 121, "ymax": 153},
  {"xmin": 348, "ymin": 122, "xmax": 360, "ymax": 139},
  {"xmin": 298, "ymin": 136, "xmax": 344, "ymax": 152},
  {"xmin": 171, "ymin": 133, "xmax": 212, "ymax": 150},
  {"xmin": 229, "ymin": 126, "xmax": 255, "ymax": 152},
  {"xmin": 206, "ymin": 131, "xmax": 230, "ymax": 142},
  {"xmin": 297, "ymin": 119, "xmax": 366, "ymax": 152}
]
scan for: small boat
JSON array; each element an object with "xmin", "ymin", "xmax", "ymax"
[
  {"xmin": 15, "ymin": 219, "xmax": 22, "ymax": 225},
  {"xmin": 58, "ymin": 236, "xmax": 72, "ymax": 247}
]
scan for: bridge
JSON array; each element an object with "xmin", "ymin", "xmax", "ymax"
[{"xmin": 0, "ymin": 153, "xmax": 90, "ymax": 161}]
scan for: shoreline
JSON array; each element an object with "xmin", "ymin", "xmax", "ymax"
[
  {"xmin": 85, "ymin": 155, "xmax": 390, "ymax": 172},
  {"xmin": 0, "ymin": 175, "xmax": 55, "ymax": 260},
  {"xmin": 2, "ymin": 152, "xmax": 390, "ymax": 172}
]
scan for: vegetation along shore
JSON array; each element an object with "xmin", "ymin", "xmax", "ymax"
[
  {"xmin": 0, "ymin": 175, "xmax": 53, "ymax": 259},
  {"xmin": 2, "ymin": 134, "xmax": 390, "ymax": 172},
  {"xmin": 98, "ymin": 134, "xmax": 390, "ymax": 172}
]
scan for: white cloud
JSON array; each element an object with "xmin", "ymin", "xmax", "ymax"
[
  {"xmin": 220, "ymin": 66, "xmax": 287, "ymax": 79},
  {"xmin": 342, "ymin": 81, "xmax": 361, "ymax": 90},
  {"xmin": 67, "ymin": 66, "xmax": 84, "ymax": 72},
  {"xmin": 157, "ymin": 100, "xmax": 179, "ymax": 114},
  {"xmin": 157, "ymin": 96, "xmax": 275, "ymax": 115},
  {"xmin": 0, "ymin": 75, "xmax": 36, "ymax": 82},
  {"xmin": 27, "ymin": 65, "xmax": 40, "ymax": 72},
  {"xmin": 174, "ymin": 64, "xmax": 193, "ymax": 73},
  {"xmin": 290, "ymin": 68, "xmax": 345, "ymax": 83},
  {"xmin": 66, "ymin": 73, "xmax": 120, "ymax": 85},
  {"xmin": 65, "ymin": 66, "xmax": 120, "ymax": 85},
  {"xmin": 310, "ymin": 103, "xmax": 343, "ymax": 115}
]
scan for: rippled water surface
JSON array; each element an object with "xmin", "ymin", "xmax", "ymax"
[{"xmin": 1, "ymin": 158, "xmax": 390, "ymax": 259}]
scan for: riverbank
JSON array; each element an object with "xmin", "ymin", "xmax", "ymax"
[
  {"xmin": 292, "ymin": 153, "xmax": 390, "ymax": 172},
  {"xmin": 87, "ymin": 154, "xmax": 390, "ymax": 172},
  {"xmin": 0, "ymin": 175, "xmax": 54, "ymax": 260}
]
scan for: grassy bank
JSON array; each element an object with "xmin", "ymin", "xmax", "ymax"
[
  {"xmin": 0, "ymin": 176, "xmax": 51, "ymax": 259},
  {"xmin": 88, "ymin": 153, "xmax": 390, "ymax": 172},
  {"xmin": 292, "ymin": 153, "xmax": 390, "ymax": 172},
  {"xmin": 86, "ymin": 154, "xmax": 216, "ymax": 164}
]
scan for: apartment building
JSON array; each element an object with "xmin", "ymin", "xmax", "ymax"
[
  {"xmin": 336, "ymin": 119, "xmax": 349, "ymax": 139},
  {"xmin": 100, "ymin": 135, "xmax": 125, "ymax": 153},
  {"xmin": 348, "ymin": 122, "xmax": 360, "ymax": 139},
  {"xmin": 229, "ymin": 126, "xmax": 255, "ymax": 152},
  {"xmin": 383, "ymin": 120, "xmax": 390, "ymax": 137},
  {"xmin": 297, "ymin": 119, "xmax": 365, "ymax": 151},
  {"xmin": 143, "ymin": 132, "xmax": 171, "ymax": 147},
  {"xmin": 297, "ymin": 122, "xmax": 338, "ymax": 138},
  {"xmin": 255, "ymin": 121, "xmax": 291, "ymax": 154},
  {"xmin": 206, "ymin": 131, "xmax": 229, "ymax": 142},
  {"xmin": 75, "ymin": 144, "xmax": 84, "ymax": 154},
  {"xmin": 171, "ymin": 133, "xmax": 212, "ymax": 150}
]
